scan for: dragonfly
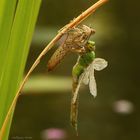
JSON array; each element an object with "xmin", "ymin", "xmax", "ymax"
[
  {"xmin": 47, "ymin": 25, "xmax": 108, "ymax": 133},
  {"xmin": 47, "ymin": 25, "xmax": 95, "ymax": 71},
  {"xmin": 71, "ymin": 40, "xmax": 108, "ymax": 133}
]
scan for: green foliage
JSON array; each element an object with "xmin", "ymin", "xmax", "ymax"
[{"xmin": 0, "ymin": 0, "xmax": 41, "ymax": 139}]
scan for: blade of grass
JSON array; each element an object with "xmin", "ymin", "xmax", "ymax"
[
  {"xmin": 0, "ymin": 0, "xmax": 41, "ymax": 139},
  {"xmin": 0, "ymin": 2, "xmax": 17, "ymax": 139},
  {"xmin": 0, "ymin": 0, "xmax": 17, "ymax": 85}
]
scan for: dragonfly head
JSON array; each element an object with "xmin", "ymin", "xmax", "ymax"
[{"xmin": 86, "ymin": 40, "xmax": 95, "ymax": 51}]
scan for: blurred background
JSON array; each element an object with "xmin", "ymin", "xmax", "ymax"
[{"xmin": 9, "ymin": 0, "xmax": 140, "ymax": 140}]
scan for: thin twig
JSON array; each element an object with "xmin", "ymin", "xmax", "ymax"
[{"xmin": 0, "ymin": 0, "xmax": 108, "ymax": 139}]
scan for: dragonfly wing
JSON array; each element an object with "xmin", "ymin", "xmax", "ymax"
[
  {"xmin": 93, "ymin": 58, "xmax": 108, "ymax": 71},
  {"xmin": 82, "ymin": 66, "xmax": 91, "ymax": 85},
  {"xmin": 47, "ymin": 44, "xmax": 69, "ymax": 71},
  {"xmin": 89, "ymin": 68, "xmax": 97, "ymax": 97}
]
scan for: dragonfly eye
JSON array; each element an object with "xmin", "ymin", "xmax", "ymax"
[{"xmin": 87, "ymin": 40, "xmax": 95, "ymax": 51}]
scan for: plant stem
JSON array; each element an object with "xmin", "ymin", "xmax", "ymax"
[{"xmin": 0, "ymin": 0, "xmax": 108, "ymax": 138}]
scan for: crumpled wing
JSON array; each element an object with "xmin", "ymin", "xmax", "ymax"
[
  {"xmin": 89, "ymin": 68, "xmax": 97, "ymax": 97},
  {"xmin": 82, "ymin": 64, "xmax": 97, "ymax": 97},
  {"xmin": 88, "ymin": 58, "xmax": 108, "ymax": 97},
  {"xmin": 82, "ymin": 66, "xmax": 90, "ymax": 85},
  {"xmin": 93, "ymin": 58, "xmax": 108, "ymax": 71},
  {"xmin": 47, "ymin": 43, "xmax": 69, "ymax": 71}
]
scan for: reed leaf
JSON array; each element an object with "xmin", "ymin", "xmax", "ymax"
[{"xmin": 0, "ymin": 0, "xmax": 41, "ymax": 139}]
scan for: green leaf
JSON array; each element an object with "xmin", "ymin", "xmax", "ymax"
[
  {"xmin": 0, "ymin": 0, "xmax": 41, "ymax": 139},
  {"xmin": 0, "ymin": 0, "xmax": 17, "ymax": 84}
]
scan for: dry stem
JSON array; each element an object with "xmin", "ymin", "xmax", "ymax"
[{"xmin": 0, "ymin": 0, "xmax": 108, "ymax": 139}]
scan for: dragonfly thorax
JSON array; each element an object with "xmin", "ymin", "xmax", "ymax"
[{"xmin": 79, "ymin": 51, "xmax": 95, "ymax": 67}]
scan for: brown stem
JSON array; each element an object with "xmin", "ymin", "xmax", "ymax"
[{"xmin": 0, "ymin": 0, "xmax": 108, "ymax": 139}]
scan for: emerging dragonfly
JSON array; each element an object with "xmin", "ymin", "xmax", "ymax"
[
  {"xmin": 71, "ymin": 40, "xmax": 108, "ymax": 133},
  {"xmin": 47, "ymin": 25, "xmax": 108, "ymax": 133}
]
